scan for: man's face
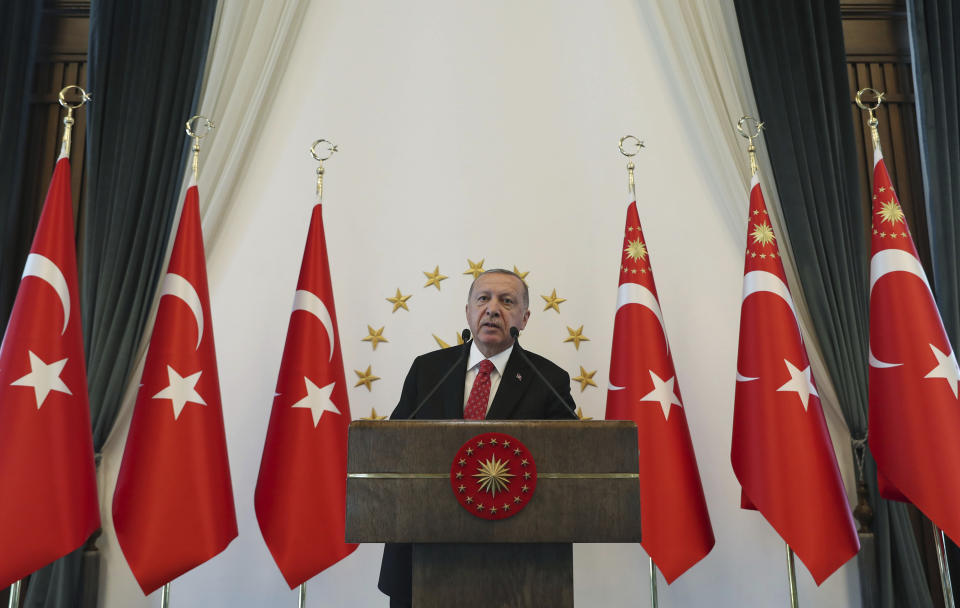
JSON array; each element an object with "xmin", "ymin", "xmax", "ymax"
[{"xmin": 466, "ymin": 273, "xmax": 530, "ymax": 358}]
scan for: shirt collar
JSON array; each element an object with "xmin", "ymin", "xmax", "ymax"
[{"xmin": 467, "ymin": 341, "xmax": 513, "ymax": 376}]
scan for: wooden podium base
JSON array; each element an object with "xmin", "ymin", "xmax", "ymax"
[{"xmin": 412, "ymin": 543, "xmax": 573, "ymax": 608}]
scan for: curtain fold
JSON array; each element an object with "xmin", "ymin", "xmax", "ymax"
[
  {"xmin": 907, "ymin": 0, "xmax": 960, "ymax": 593},
  {"xmin": 0, "ymin": 0, "xmax": 43, "ymax": 340},
  {"xmin": 22, "ymin": 2, "xmax": 217, "ymax": 607},
  {"xmin": 734, "ymin": 1, "xmax": 932, "ymax": 606}
]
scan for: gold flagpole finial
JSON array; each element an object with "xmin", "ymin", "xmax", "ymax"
[
  {"xmin": 737, "ymin": 116, "xmax": 765, "ymax": 176},
  {"xmin": 57, "ymin": 85, "xmax": 91, "ymax": 159},
  {"xmin": 855, "ymin": 88, "xmax": 885, "ymax": 151},
  {"xmin": 310, "ymin": 139, "xmax": 338, "ymax": 203},
  {"xmin": 619, "ymin": 135, "xmax": 644, "ymax": 201},
  {"xmin": 185, "ymin": 115, "xmax": 215, "ymax": 181}
]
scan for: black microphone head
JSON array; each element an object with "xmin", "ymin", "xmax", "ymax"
[
  {"xmin": 510, "ymin": 326, "xmax": 520, "ymax": 339},
  {"xmin": 461, "ymin": 328, "xmax": 471, "ymax": 342}
]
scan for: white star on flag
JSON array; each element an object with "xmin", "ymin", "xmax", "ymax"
[
  {"xmin": 291, "ymin": 377, "xmax": 340, "ymax": 427},
  {"xmin": 152, "ymin": 365, "xmax": 206, "ymax": 420},
  {"xmin": 924, "ymin": 344, "xmax": 960, "ymax": 399},
  {"xmin": 639, "ymin": 370, "xmax": 682, "ymax": 420},
  {"xmin": 776, "ymin": 359, "xmax": 818, "ymax": 411},
  {"xmin": 10, "ymin": 350, "xmax": 72, "ymax": 409}
]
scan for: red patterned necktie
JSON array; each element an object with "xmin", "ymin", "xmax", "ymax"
[{"xmin": 463, "ymin": 359, "xmax": 495, "ymax": 420}]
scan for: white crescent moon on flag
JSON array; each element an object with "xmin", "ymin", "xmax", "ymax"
[
  {"xmin": 739, "ymin": 270, "xmax": 800, "ymax": 382},
  {"xmin": 608, "ymin": 282, "xmax": 670, "ymax": 392},
  {"xmin": 159, "ymin": 273, "xmax": 204, "ymax": 349},
  {"xmin": 616, "ymin": 282, "xmax": 670, "ymax": 355},
  {"xmin": 23, "ymin": 253, "xmax": 70, "ymax": 335},
  {"xmin": 293, "ymin": 289, "xmax": 336, "ymax": 362},
  {"xmin": 741, "ymin": 270, "xmax": 799, "ymax": 320},
  {"xmin": 868, "ymin": 248, "xmax": 930, "ymax": 369}
]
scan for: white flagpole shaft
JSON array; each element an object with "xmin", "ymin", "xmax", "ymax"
[
  {"xmin": 161, "ymin": 583, "xmax": 170, "ymax": 608},
  {"xmin": 8, "ymin": 580, "xmax": 21, "ymax": 608},
  {"xmin": 649, "ymin": 557, "xmax": 658, "ymax": 608},
  {"xmin": 298, "ymin": 583, "xmax": 306, "ymax": 608},
  {"xmin": 934, "ymin": 525, "xmax": 956, "ymax": 608},
  {"xmin": 785, "ymin": 544, "xmax": 799, "ymax": 608}
]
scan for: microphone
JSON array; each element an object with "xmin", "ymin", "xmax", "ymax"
[
  {"xmin": 406, "ymin": 328, "xmax": 472, "ymax": 419},
  {"xmin": 509, "ymin": 327, "xmax": 579, "ymax": 419}
]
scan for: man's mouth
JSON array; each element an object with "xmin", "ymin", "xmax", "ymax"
[{"xmin": 480, "ymin": 322, "xmax": 501, "ymax": 330}]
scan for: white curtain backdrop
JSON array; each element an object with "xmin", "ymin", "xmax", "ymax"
[{"xmin": 641, "ymin": 0, "xmax": 855, "ymax": 500}]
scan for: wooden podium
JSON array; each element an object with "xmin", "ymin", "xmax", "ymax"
[{"xmin": 346, "ymin": 420, "xmax": 642, "ymax": 607}]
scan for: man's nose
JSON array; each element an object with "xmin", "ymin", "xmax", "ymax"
[{"xmin": 484, "ymin": 306, "xmax": 500, "ymax": 317}]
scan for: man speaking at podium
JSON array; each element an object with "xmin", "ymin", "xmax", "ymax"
[{"xmin": 379, "ymin": 268, "xmax": 578, "ymax": 606}]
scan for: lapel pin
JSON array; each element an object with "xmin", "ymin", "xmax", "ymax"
[{"xmin": 516, "ymin": 373, "xmax": 523, "ymax": 382}]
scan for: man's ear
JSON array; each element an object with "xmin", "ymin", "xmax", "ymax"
[{"xmin": 518, "ymin": 309, "xmax": 530, "ymax": 330}]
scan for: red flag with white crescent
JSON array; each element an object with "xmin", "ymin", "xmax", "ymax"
[
  {"xmin": 0, "ymin": 155, "xmax": 99, "ymax": 587},
  {"xmin": 604, "ymin": 201, "xmax": 714, "ymax": 582},
  {"xmin": 868, "ymin": 148, "xmax": 960, "ymax": 541},
  {"xmin": 112, "ymin": 183, "xmax": 238, "ymax": 593},
  {"xmin": 255, "ymin": 204, "xmax": 357, "ymax": 587},
  {"xmin": 731, "ymin": 174, "xmax": 858, "ymax": 584}
]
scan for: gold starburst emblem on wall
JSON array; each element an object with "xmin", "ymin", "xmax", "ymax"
[
  {"xmin": 751, "ymin": 222, "xmax": 776, "ymax": 246},
  {"xmin": 876, "ymin": 200, "xmax": 905, "ymax": 225}
]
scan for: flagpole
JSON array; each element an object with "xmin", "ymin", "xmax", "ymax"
[
  {"xmin": 7, "ymin": 580, "xmax": 21, "ymax": 608},
  {"xmin": 738, "ymin": 116, "xmax": 806, "ymax": 608},
  {"xmin": 298, "ymin": 583, "xmax": 307, "ymax": 608},
  {"xmin": 648, "ymin": 557, "xmax": 659, "ymax": 608},
  {"xmin": 785, "ymin": 544, "xmax": 799, "ymax": 608},
  {"xmin": 185, "ymin": 115, "xmax": 215, "ymax": 182},
  {"xmin": 310, "ymin": 139, "xmax": 338, "ymax": 205},
  {"xmin": 56, "ymin": 85, "xmax": 91, "ymax": 159},
  {"xmin": 160, "ymin": 583, "xmax": 170, "ymax": 608},
  {"xmin": 619, "ymin": 135, "xmax": 657, "ymax": 608},
  {"xmin": 856, "ymin": 87, "xmax": 958, "ymax": 608}
]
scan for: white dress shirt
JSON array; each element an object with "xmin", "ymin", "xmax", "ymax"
[{"xmin": 463, "ymin": 342, "xmax": 514, "ymax": 417}]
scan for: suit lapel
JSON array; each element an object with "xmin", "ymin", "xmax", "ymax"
[
  {"xmin": 486, "ymin": 346, "xmax": 530, "ymax": 420},
  {"xmin": 440, "ymin": 342, "xmax": 469, "ymax": 419}
]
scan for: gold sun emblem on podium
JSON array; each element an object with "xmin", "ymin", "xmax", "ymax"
[{"xmin": 472, "ymin": 456, "xmax": 515, "ymax": 497}]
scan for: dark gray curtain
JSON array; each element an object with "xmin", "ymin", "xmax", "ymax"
[
  {"xmin": 907, "ymin": 0, "xmax": 960, "ymax": 593},
  {"xmin": 23, "ymin": 1, "xmax": 217, "ymax": 607},
  {"xmin": 0, "ymin": 6, "xmax": 42, "ymax": 608},
  {"xmin": 734, "ymin": 1, "xmax": 933, "ymax": 606},
  {"xmin": 0, "ymin": 0, "xmax": 43, "ymax": 340}
]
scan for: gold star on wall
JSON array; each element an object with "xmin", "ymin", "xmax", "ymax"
[
  {"xmin": 576, "ymin": 407, "xmax": 593, "ymax": 421},
  {"xmin": 571, "ymin": 366, "xmax": 597, "ymax": 392},
  {"xmin": 563, "ymin": 325, "xmax": 590, "ymax": 350},
  {"xmin": 361, "ymin": 408, "xmax": 388, "ymax": 420},
  {"xmin": 541, "ymin": 289, "xmax": 566, "ymax": 313},
  {"xmin": 354, "ymin": 366, "xmax": 380, "ymax": 391},
  {"xmin": 512, "ymin": 266, "xmax": 529, "ymax": 283},
  {"xmin": 387, "ymin": 288, "xmax": 411, "ymax": 312},
  {"xmin": 463, "ymin": 258, "xmax": 485, "ymax": 280},
  {"xmin": 423, "ymin": 266, "xmax": 448, "ymax": 290},
  {"xmin": 361, "ymin": 325, "xmax": 388, "ymax": 350},
  {"xmin": 433, "ymin": 331, "xmax": 466, "ymax": 349}
]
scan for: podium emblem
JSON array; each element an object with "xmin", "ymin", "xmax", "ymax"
[{"xmin": 450, "ymin": 432, "xmax": 537, "ymax": 520}]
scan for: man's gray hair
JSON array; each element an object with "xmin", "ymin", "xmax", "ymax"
[{"xmin": 467, "ymin": 268, "xmax": 529, "ymax": 309}]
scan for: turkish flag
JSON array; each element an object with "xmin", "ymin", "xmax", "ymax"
[
  {"xmin": 868, "ymin": 148, "xmax": 960, "ymax": 541},
  {"xmin": 604, "ymin": 201, "xmax": 714, "ymax": 582},
  {"xmin": 112, "ymin": 183, "xmax": 237, "ymax": 594},
  {"xmin": 731, "ymin": 175, "xmax": 858, "ymax": 584},
  {"xmin": 0, "ymin": 155, "xmax": 99, "ymax": 587},
  {"xmin": 255, "ymin": 204, "xmax": 357, "ymax": 587}
]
